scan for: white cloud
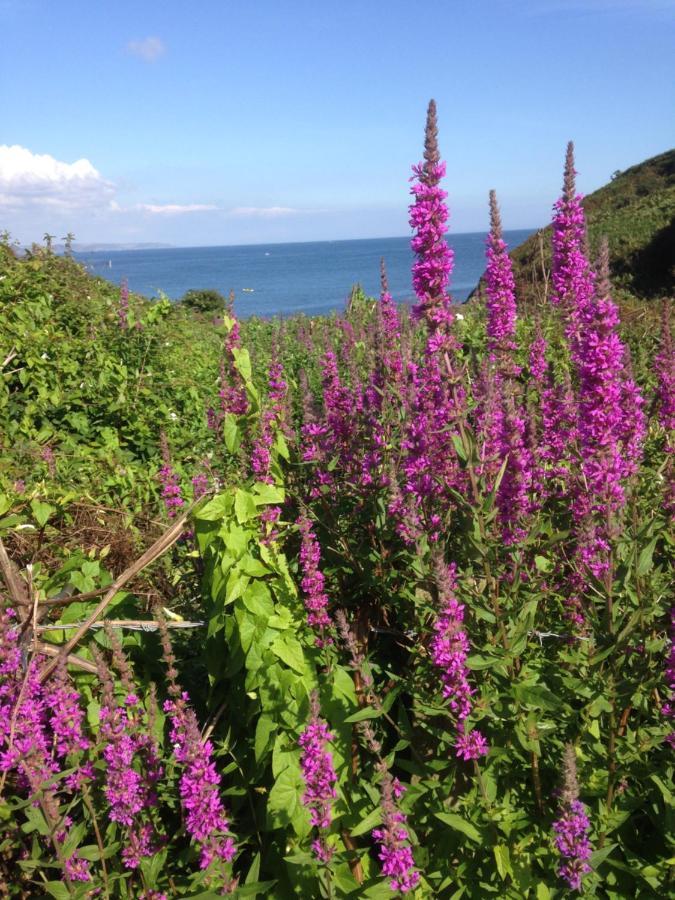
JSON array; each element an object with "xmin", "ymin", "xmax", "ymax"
[
  {"xmin": 126, "ymin": 36, "xmax": 166, "ymax": 63},
  {"xmin": 135, "ymin": 203, "xmax": 218, "ymax": 215},
  {"xmin": 230, "ymin": 206, "xmax": 302, "ymax": 218},
  {"xmin": 0, "ymin": 145, "xmax": 114, "ymax": 209}
]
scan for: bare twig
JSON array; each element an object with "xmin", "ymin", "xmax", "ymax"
[
  {"xmin": 0, "ymin": 536, "xmax": 30, "ymax": 606},
  {"xmin": 35, "ymin": 642, "xmax": 99, "ymax": 675}
]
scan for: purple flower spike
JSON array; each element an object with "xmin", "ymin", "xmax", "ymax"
[
  {"xmin": 552, "ymin": 746, "xmax": 592, "ymax": 892},
  {"xmin": 409, "ymin": 99, "xmax": 455, "ymax": 335},
  {"xmin": 372, "ymin": 765, "xmax": 420, "ymax": 894},
  {"xmin": 297, "ymin": 515, "xmax": 332, "ymax": 639},
  {"xmin": 164, "ymin": 693, "xmax": 236, "ymax": 870},
  {"xmin": 298, "ymin": 692, "xmax": 337, "ymax": 861},
  {"xmin": 485, "ymin": 190, "xmax": 517, "ymax": 364}
]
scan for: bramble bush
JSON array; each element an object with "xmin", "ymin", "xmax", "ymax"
[{"xmin": 0, "ymin": 101, "xmax": 673, "ymax": 898}]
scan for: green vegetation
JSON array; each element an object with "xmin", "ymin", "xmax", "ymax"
[
  {"xmin": 180, "ymin": 288, "xmax": 228, "ymax": 314},
  {"xmin": 477, "ymin": 149, "xmax": 675, "ymax": 303},
  {"xmin": 0, "ymin": 226, "xmax": 672, "ymax": 898}
]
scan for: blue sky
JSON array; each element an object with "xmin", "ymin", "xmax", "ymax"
[{"xmin": 1, "ymin": 0, "xmax": 673, "ymax": 246}]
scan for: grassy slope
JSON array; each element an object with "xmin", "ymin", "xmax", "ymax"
[{"xmin": 474, "ymin": 148, "xmax": 675, "ymax": 303}]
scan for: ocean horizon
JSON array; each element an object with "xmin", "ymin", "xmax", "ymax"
[{"xmin": 75, "ymin": 230, "xmax": 535, "ymax": 319}]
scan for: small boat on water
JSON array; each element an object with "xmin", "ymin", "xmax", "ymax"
[{"xmin": 242, "ymin": 288, "xmax": 255, "ymax": 293}]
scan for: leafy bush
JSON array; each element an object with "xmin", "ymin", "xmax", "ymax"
[{"xmin": 180, "ymin": 288, "xmax": 227, "ymax": 314}]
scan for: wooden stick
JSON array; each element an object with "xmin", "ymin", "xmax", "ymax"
[
  {"xmin": 39, "ymin": 511, "xmax": 189, "ymax": 682},
  {"xmin": 35, "ymin": 642, "xmax": 99, "ymax": 675},
  {"xmin": 0, "ymin": 536, "xmax": 30, "ymax": 606}
]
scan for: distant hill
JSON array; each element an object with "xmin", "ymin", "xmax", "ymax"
[{"xmin": 473, "ymin": 148, "xmax": 675, "ymax": 302}]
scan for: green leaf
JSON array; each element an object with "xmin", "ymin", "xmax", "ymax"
[
  {"xmin": 343, "ymin": 706, "xmax": 382, "ymax": 724},
  {"xmin": 240, "ymin": 556, "xmax": 271, "ymax": 577},
  {"xmin": 243, "ymin": 581, "xmax": 274, "ymax": 617},
  {"xmin": 267, "ymin": 765, "xmax": 304, "ymax": 828},
  {"xmin": 493, "ymin": 844, "xmax": 512, "ymax": 880},
  {"xmin": 252, "ymin": 482, "xmax": 285, "ymax": 506},
  {"xmin": 223, "ymin": 413, "xmax": 240, "ymax": 453},
  {"xmin": 350, "ymin": 805, "xmax": 383, "ymax": 837},
  {"xmin": 255, "ymin": 715, "xmax": 277, "ymax": 762},
  {"xmin": 513, "ymin": 683, "xmax": 562, "ymax": 711},
  {"xmin": 590, "ymin": 842, "xmax": 617, "ymax": 869},
  {"xmin": 196, "ymin": 493, "xmax": 232, "ymax": 522},
  {"xmin": 232, "ymin": 347, "xmax": 252, "ymax": 382},
  {"xmin": 435, "ymin": 812, "xmax": 481, "ymax": 843},
  {"xmin": 31, "ymin": 499, "xmax": 55, "ymax": 527},
  {"xmin": 270, "ymin": 635, "xmax": 305, "ymax": 673},
  {"xmin": 534, "ymin": 555, "xmax": 552, "ymax": 573},
  {"xmin": 637, "ymin": 537, "xmax": 657, "ymax": 576},
  {"xmin": 234, "ymin": 489, "xmax": 258, "ymax": 524},
  {"xmin": 43, "ymin": 884, "xmax": 72, "ymax": 900},
  {"xmin": 536, "ymin": 884, "xmax": 551, "ymax": 900}
]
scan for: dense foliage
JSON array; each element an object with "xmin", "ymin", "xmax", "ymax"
[{"xmin": 0, "ymin": 103, "xmax": 673, "ymax": 899}]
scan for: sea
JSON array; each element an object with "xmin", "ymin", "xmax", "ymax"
[{"xmin": 75, "ymin": 230, "xmax": 534, "ymax": 319}]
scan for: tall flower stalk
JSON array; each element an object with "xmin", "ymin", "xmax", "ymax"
[
  {"xmin": 298, "ymin": 692, "xmax": 337, "ymax": 863},
  {"xmin": 430, "ymin": 559, "xmax": 488, "ymax": 760},
  {"xmin": 409, "ymin": 99, "xmax": 454, "ymax": 336},
  {"xmin": 372, "ymin": 763, "xmax": 420, "ymax": 894},
  {"xmin": 552, "ymin": 746, "xmax": 592, "ymax": 892},
  {"xmin": 485, "ymin": 190, "xmax": 518, "ymax": 367}
]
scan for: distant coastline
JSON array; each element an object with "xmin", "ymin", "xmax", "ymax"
[{"xmin": 72, "ymin": 230, "xmax": 535, "ymax": 317}]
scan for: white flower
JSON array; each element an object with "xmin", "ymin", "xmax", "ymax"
[
  {"xmin": 41, "ymin": 352, "xmax": 49, "ymax": 360},
  {"xmin": 455, "ymin": 313, "xmax": 464, "ymax": 321},
  {"xmin": 169, "ymin": 412, "xmax": 178, "ymax": 421}
]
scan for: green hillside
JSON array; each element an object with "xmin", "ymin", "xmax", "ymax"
[{"xmin": 479, "ymin": 148, "xmax": 675, "ymax": 302}]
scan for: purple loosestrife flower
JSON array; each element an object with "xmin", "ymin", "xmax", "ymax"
[
  {"xmin": 409, "ymin": 99, "xmax": 455, "ymax": 335},
  {"xmin": 298, "ymin": 692, "xmax": 337, "ymax": 862},
  {"xmin": 552, "ymin": 746, "xmax": 592, "ymax": 892},
  {"xmin": 497, "ymin": 390, "xmax": 534, "ymax": 545},
  {"xmin": 0, "ymin": 658, "xmax": 56, "ymax": 786},
  {"xmin": 41, "ymin": 444, "xmax": 56, "ymax": 476},
  {"xmin": 455, "ymin": 729, "xmax": 489, "ymax": 761},
  {"xmin": 100, "ymin": 698, "xmax": 154, "ymax": 828},
  {"xmin": 430, "ymin": 559, "xmax": 488, "ymax": 760},
  {"xmin": 551, "ymin": 143, "xmax": 595, "ymax": 335},
  {"xmin": 159, "ymin": 464, "xmax": 184, "ymax": 518},
  {"xmin": 430, "ymin": 561, "xmax": 473, "ymax": 722},
  {"xmin": 251, "ymin": 357, "xmax": 288, "ymax": 483},
  {"xmin": 64, "ymin": 853, "xmax": 92, "ymax": 882},
  {"xmin": 0, "ymin": 607, "xmax": 22, "ymax": 754},
  {"xmin": 398, "ymin": 346, "xmax": 464, "ymax": 541},
  {"xmin": 655, "ymin": 299, "xmax": 675, "ymax": 432},
  {"xmin": 158, "ymin": 432, "xmax": 184, "ymax": 518},
  {"xmin": 372, "ymin": 764, "xmax": 420, "ymax": 894},
  {"xmin": 119, "ymin": 278, "xmax": 129, "ymax": 329},
  {"xmin": 529, "ymin": 322, "xmax": 548, "ymax": 383},
  {"xmin": 655, "ymin": 300, "xmax": 675, "ymax": 514},
  {"xmin": 297, "ymin": 515, "xmax": 332, "ymax": 639},
  {"xmin": 378, "ymin": 258, "xmax": 403, "ymax": 380},
  {"xmin": 192, "ymin": 470, "xmax": 209, "ymax": 499},
  {"xmin": 164, "ymin": 692, "xmax": 236, "ymax": 871},
  {"xmin": 573, "ymin": 237, "xmax": 645, "ymax": 580},
  {"xmin": 44, "ymin": 663, "xmax": 90, "ymax": 759},
  {"xmin": 485, "ymin": 191, "xmax": 518, "ymax": 365}
]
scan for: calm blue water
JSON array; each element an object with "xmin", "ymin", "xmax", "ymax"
[{"xmin": 75, "ymin": 231, "xmax": 533, "ymax": 319}]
